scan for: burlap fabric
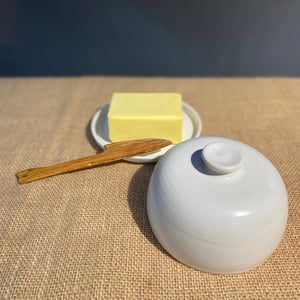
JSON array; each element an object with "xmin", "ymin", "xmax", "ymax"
[{"xmin": 0, "ymin": 77, "xmax": 299, "ymax": 299}]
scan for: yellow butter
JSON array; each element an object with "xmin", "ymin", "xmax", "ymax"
[{"xmin": 108, "ymin": 93, "xmax": 182, "ymax": 144}]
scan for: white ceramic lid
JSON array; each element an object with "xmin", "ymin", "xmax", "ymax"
[
  {"xmin": 147, "ymin": 137, "xmax": 288, "ymax": 273},
  {"xmin": 90, "ymin": 102, "xmax": 202, "ymax": 163}
]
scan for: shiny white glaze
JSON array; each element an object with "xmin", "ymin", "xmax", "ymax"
[{"xmin": 147, "ymin": 137, "xmax": 288, "ymax": 274}]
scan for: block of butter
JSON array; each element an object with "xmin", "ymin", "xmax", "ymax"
[{"xmin": 108, "ymin": 93, "xmax": 182, "ymax": 144}]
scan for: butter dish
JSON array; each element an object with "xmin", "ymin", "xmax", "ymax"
[
  {"xmin": 90, "ymin": 102, "xmax": 202, "ymax": 163},
  {"xmin": 147, "ymin": 137, "xmax": 288, "ymax": 273}
]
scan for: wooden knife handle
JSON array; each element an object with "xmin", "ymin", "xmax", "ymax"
[{"xmin": 16, "ymin": 138, "xmax": 171, "ymax": 184}]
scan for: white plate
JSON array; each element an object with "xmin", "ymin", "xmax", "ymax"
[{"xmin": 90, "ymin": 102, "xmax": 202, "ymax": 163}]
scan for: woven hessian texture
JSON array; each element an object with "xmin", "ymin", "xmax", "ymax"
[{"xmin": 0, "ymin": 77, "xmax": 299, "ymax": 299}]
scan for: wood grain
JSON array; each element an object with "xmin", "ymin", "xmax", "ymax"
[{"xmin": 16, "ymin": 139, "xmax": 171, "ymax": 184}]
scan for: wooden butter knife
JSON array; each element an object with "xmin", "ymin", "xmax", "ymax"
[{"xmin": 16, "ymin": 138, "xmax": 172, "ymax": 184}]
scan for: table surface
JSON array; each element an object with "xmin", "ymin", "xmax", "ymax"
[{"xmin": 1, "ymin": 77, "xmax": 299, "ymax": 299}]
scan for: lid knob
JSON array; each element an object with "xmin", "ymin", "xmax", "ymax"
[{"xmin": 201, "ymin": 142, "xmax": 243, "ymax": 175}]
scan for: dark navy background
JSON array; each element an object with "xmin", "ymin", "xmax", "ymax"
[{"xmin": 1, "ymin": 0, "xmax": 300, "ymax": 76}]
